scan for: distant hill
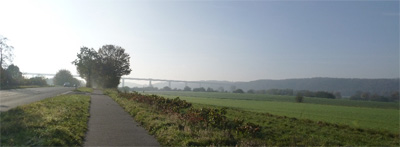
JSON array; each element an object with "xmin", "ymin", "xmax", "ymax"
[
  {"xmin": 236, "ymin": 78, "xmax": 399, "ymax": 96},
  {"xmin": 151, "ymin": 77, "xmax": 399, "ymax": 97}
]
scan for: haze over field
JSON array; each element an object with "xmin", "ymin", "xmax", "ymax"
[{"xmin": 0, "ymin": 0, "xmax": 398, "ymax": 82}]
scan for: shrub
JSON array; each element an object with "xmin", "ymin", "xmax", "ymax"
[
  {"xmin": 119, "ymin": 92, "xmax": 192, "ymax": 113},
  {"xmin": 295, "ymin": 94, "xmax": 304, "ymax": 103},
  {"xmin": 233, "ymin": 89, "xmax": 244, "ymax": 93},
  {"xmin": 193, "ymin": 87, "xmax": 206, "ymax": 92},
  {"xmin": 117, "ymin": 91, "xmax": 263, "ymax": 139}
]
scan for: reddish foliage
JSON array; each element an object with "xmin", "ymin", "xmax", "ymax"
[{"xmin": 118, "ymin": 91, "xmax": 262, "ymax": 138}]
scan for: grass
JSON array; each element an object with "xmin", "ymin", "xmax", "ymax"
[
  {"xmin": 146, "ymin": 91, "xmax": 399, "ymax": 109},
  {"xmin": 145, "ymin": 91, "xmax": 399, "ymax": 133},
  {"xmin": 76, "ymin": 87, "xmax": 93, "ymax": 93},
  {"xmin": 0, "ymin": 94, "xmax": 91, "ymax": 146},
  {"xmin": 220, "ymin": 105, "xmax": 400, "ymax": 146},
  {"xmin": 106, "ymin": 90, "xmax": 399, "ymax": 146},
  {"xmin": 0, "ymin": 85, "xmax": 55, "ymax": 90},
  {"xmin": 18, "ymin": 85, "xmax": 54, "ymax": 89}
]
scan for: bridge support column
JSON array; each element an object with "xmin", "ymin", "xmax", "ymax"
[
  {"xmin": 168, "ymin": 81, "xmax": 171, "ymax": 88},
  {"xmin": 149, "ymin": 80, "xmax": 152, "ymax": 87}
]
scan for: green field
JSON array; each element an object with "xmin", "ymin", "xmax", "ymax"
[
  {"xmin": 146, "ymin": 91, "xmax": 399, "ymax": 109},
  {"xmin": 145, "ymin": 91, "xmax": 399, "ymax": 133},
  {"xmin": 110, "ymin": 90, "xmax": 399, "ymax": 146}
]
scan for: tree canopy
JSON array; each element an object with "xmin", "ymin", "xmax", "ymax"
[
  {"xmin": 233, "ymin": 89, "xmax": 244, "ymax": 93},
  {"xmin": 72, "ymin": 45, "xmax": 131, "ymax": 88},
  {"xmin": 193, "ymin": 87, "xmax": 206, "ymax": 92},
  {"xmin": 184, "ymin": 86, "xmax": 191, "ymax": 91},
  {"xmin": 97, "ymin": 45, "xmax": 132, "ymax": 88},
  {"xmin": 1, "ymin": 64, "xmax": 48, "ymax": 89},
  {"xmin": 0, "ymin": 36, "xmax": 14, "ymax": 68},
  {"xmin": 72, "ymin": 47, "xmax": 98, "ymax": 87},
  {"xmin": 53, "ymin": 69, "xmax": 79, "ymax": 86}
]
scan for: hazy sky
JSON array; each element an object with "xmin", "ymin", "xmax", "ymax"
[{"xmin": 0, "ymin": 0, "xmax": 398, "ymax": 82}]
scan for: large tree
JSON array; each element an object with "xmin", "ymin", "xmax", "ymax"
[
  {"xmin": 6, "ymin": 64, "xmax": 23, "ymax": 86},
  {"xmin": 97, "ymin": 45, "xmax": 131, "ymax": 88},
  {"xmin": 0, "ymin": 36, "xmax": 14, "ymax": 68},
  {"xmin": 53, "ymin": 69, "xmax": 75, "ymax": 86},
  {"xmin": 72, "ymin": 47, "xmax": 98, "ymax": 87},
  {"xmin": 0, "ymin": 36, "xmax": 14, "ymax": 88},
  {"xmin": 72, "ymin": 45, "xmax": 131, "ymax": 88},
  {"xmin": 0, "ymin": 64, "xmax": 22, "ymax": 88}
]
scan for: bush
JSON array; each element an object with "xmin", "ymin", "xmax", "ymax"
[
  {"xmin": 183, "ymin": 86, "xmax": 191, "ymax": 91},
  {"xmin": 206, "ymin": 87, "xmax": 215, "ymax": 92},
  {"xmin": 27, "ymin": 77, "xmax": 48, "ymax": 86},
  {"xmin": 119, "ymin": 92, "xmax": 192, "ymax": 113},
  {"xmin": 233, "ymin": 89, "xmax": 244, "ymax": 93},
  {"xmin": 117, "ymin": 91, "xmax": 263, "ymax": 139},
  {"xmin": 162, "ymin": 86, "xmax": 171, "ymax": 91},
  {"xmin": 193, "ymin": 87, "xmax": 206, "ymax": 92},
  {"xmin": 295, "ymin": 94, "xmax": 304, "ymax": 103},
  {"xmin": 247, "ymin": 89, "xmax": 255, "ymax": 94}
]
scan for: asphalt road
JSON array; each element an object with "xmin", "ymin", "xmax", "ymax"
[{"xmin": 0, "ymin": 87, "xmax": 75, "ymax": 112}]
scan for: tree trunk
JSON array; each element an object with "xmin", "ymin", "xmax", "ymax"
[
  {"xmin": 86, "ymin": 70, "xmax": 92, "ymax": 88},
  {"xmin": 0, "ymin": 47, "xmax": 3, "ymax": 68}
]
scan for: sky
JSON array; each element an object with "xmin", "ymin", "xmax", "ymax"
[{"xmin": 0, "ymin": 0, "xmax": 398, "ymax": 82}]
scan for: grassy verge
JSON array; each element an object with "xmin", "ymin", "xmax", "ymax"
[
  {"xmin": 75, "ymin": 87, "xmax": 93, "ymax": 93},
  {"xmin": 169, "ymin": 96, "xmax": 399, "ymax": 133},
  {"xmin": 18, "ymin": 85, "xmax": 55, "ymax": 89},
  {"xmin": 0, "ymin": 94, "xmax": 90, "ymax": 146},
  {"xmin": 106, "ymin": 89, "xmax": 399, "ymax": 146},
  {"xmin": 1, "ymin": 85, "xmax": 55, "ymax": 90}
]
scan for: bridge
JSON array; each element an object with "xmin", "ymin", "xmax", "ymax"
[{"xmin": 22, "ymin": 73, "xmax": 229, "ymax": 88}]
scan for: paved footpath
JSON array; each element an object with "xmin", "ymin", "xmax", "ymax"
[{"xmin": 84, "ymin": 90, "xmax": 160, "ymax": 146}]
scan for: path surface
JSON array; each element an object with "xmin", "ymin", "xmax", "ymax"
[
  {"xmin": 0, "ymin": 87, "xmax": 75, "ymax": 111},
  {"xmin": 84, "ymin": 90, "xmax": 160, "ymax": 146}
]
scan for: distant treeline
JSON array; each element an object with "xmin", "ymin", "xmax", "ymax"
[
  {"xmin": 150, "ymin": 77, "xmax": 399, "ymax": 97},
  {"xmin": 121, "ymin": 85, "xmax": 399, "ymax": 102},
  {"xmin": 128, "ymin": 86, "xmax": 218, "ymax": 93},
  {"xmin": 248, "ymin": 89, "xmax": 339, "ymax": 99},
  {"xmin": 0, "ymin": 64, "xmax": 48, "ymax": 89},
  {"xmin": 0, "ymin": 65, "xmax": 85, "ymax": 89},
  {"xmin": 235, "ymin": 78, "xmax": 399, "ymax": 97},
  {"xmin": 242, "ymin": 88, "xmax": 399, "ymax": 102},
  {"xmin": 350, "ymin": 91, "xmax": 399, "ymax": 102}
]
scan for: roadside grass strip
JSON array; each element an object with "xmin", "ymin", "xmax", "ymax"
[
  {"xmin": 106, "ymin": 90, "xmax": 399, "ymax": 146},
  {"xmin": 76, "ymin": 87, "xmax": 93, "ymax": 93},
  {"xmin": 0, "ymin": 94, "xmax": 90, "ymax": 146}
]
